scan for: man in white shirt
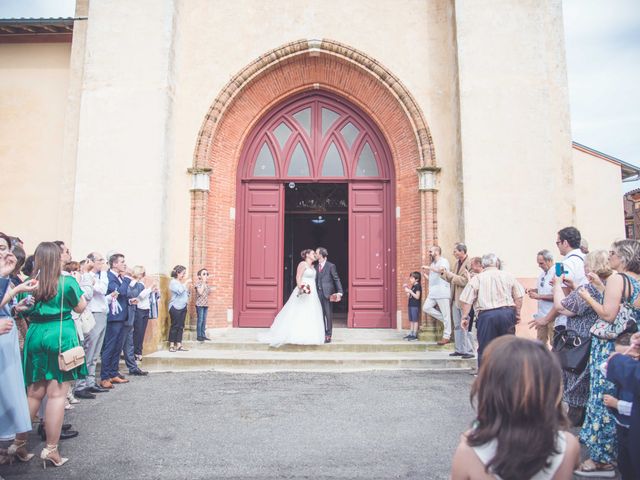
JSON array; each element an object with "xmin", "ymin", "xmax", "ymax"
[
  {"xmin": 422, "ymin": 245, "xmax": 452, "ymax": 345},
  {"xmin": 528, "ymin": 249, "xmax": 555, "ymax": 347},
  {"xmin": 74, "ymin": 252, "xmax": 110, "ymax": 395},
  {"xmin": 529, "ymin": 227, "xmax": 587, "ymax": 332}
]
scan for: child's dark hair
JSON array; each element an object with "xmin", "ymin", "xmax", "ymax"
[
  {"xmin": 410, "ymin": 271, "xmax": 421, "ymax": 283},
  {"xmin": 615, "ymin": 332, "xmax": 634, "ymax": 347}
]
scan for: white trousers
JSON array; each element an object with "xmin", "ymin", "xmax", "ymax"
[
  {"xmin": 451, "ymin": 303, "xmax": 474, "ymax": 354},
  {"xmin": 422, "ymin": 297, "xmax": 452, "ymax": 339}
]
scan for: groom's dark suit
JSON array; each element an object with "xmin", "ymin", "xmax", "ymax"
[{"xmin": 315, "ymin": 260, "xmax": 343, "ymax": 340}]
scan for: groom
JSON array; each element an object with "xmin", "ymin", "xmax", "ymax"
[{"xmin": 315, "ymin": 247, "xmax": 343, "ymax": 344}]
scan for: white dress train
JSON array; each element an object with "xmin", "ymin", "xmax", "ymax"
[{"xmin": 258, "ymin": 266, "xmax": 325, "ymax": 347}]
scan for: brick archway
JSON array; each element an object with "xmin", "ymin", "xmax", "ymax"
[{"xmin": 191, "ymin": 39, "xmax": 438, "ymax": 328}]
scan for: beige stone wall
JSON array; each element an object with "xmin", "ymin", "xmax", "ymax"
[
  {"xmin": 0, "ymin": 43, "xmax": 71, "ymax": 246},
  {"xmin": 454, "ymin": 0, "xmax": 574, "ymax": 277},
  {"xmin": 168, "ymin": 0, "xmax": 463, "ymax": 269},
  {"xmin": 573, "ymin": 148, "xmax": 625, "ymax": 249},
  {"xmin": 69, "ymin": 0, "xmax": 175, "ymax": 272}
]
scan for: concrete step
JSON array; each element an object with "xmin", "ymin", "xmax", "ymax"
[
  {"xmin": 139, "ymin": 349, "xmax": 474, "ymax": 373},
  {"xmin": 178, "ymin": 340, "xmax": 446, "ymax": 352}
]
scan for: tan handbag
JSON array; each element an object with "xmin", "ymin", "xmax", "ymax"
[{"xmin": 57, "ymin": 278, "xmax": 86, "ymax": 372}]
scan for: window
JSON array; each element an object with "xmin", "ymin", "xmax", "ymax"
[
  {"xmin": 321, "ymin": 142, "xmax": 345, "ymax": 177},
  {"xmin": 287, "ymin": 143, "xmax": 310, "ymax": 176},
  {"xmin": 355, "ymin": 142, "xmax": 379, "ymax": 177},
  {"xmin": 253, "ymin": 142, "xmax": 276, "ymax": 176}
]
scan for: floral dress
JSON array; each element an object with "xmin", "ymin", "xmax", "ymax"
[
  {"xmin": 560, "ymin": 284, "xmax": 602, "ymax": 407},
  {"xmin": 578, "ymin": 275, "xmax": 640, "ymax": 464}
]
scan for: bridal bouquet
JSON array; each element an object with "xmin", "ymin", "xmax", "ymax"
[{"xmin": 297, "ymin": 283, "xmax": 311, "ymax": 297}]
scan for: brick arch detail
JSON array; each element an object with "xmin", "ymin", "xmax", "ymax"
[{"xmin": 190, "ymin": 39, "xmax": 438, "ymax": 329}]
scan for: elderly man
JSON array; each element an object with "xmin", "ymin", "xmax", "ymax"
[
  {"xmin": 440, "ymin": 243, "xmax": 474, "ymax": 358},
  {"xmin": 528, "ymin": 249, "xmax": 555, "ymax": 347},
  {"xmin": 422, "ymin": 245, "xmax": 452, "ymax": 345},
  {"xmin": 460, "ymin": 253, "xmax": 525, "ymax": 367}
]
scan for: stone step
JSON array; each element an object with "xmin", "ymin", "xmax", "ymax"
[
  {"xmin": 139, "ymin": 349, "xmax": 475, "ymax": 373},
  {"xmin": 178, "ymin": 340, "xmax": 449, "ymax": 352}
]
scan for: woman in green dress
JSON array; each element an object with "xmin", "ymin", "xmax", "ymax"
[{"xmin": 14, "ymin": 242, "xmax": 88, "ymax": 469}]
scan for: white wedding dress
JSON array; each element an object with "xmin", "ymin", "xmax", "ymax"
[{"xmin": 259, "ymin": 266, "xmax": 326, "ymax": 347}]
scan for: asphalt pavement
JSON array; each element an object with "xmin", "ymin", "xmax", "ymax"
[{"xmin": 0, "ymin": 371, "xmax": 475, "ymax": 480}]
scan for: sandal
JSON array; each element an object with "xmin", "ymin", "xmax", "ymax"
[
  {"xmin": 176, "ymin": 346, "xmax": 189, "ymax": 352},
  {"xmin": 169, "ymin": 347, "xmax": 176, "ymax": 353},
  {"xmin": 574, "ymin": 459, "xmax": 615, "ymax": 478}
]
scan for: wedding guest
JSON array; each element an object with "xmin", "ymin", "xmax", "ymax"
[
  {"xmin": 168, "ymin": 265, "xmax": 190, "ymax": 352},
  {"xmin": 440, "ymin": 243, "xmax": 474, "ymax": 357},
  {"xmin": 402, "ymin": 271, "xmax": 421, "ymax": 340},
  {"xmin": 421, "ymin": 245, "xmax": 451, "ymax": 345},
  {"xmin": 0, "ymin": 233, "xmax": 38, "ymax": 466},
  {"xmin": 14, "ymin": 242, "xmax": 88, "ymax": 468},
  {"xmin": 100, "ymin": 253, "xmax": 132, "ymax": 388},
  {"xmin": 605, "ymin": 332, "xmax": 640, "ymax": 480},
  {"xmin": 195, "ymin": 268, "xmax": 211, "ymax": 342},
  {"xmin": 130, "ymin": 266, "xmax": 157, "ymax": 360},
  {"xmin": 123, "ymin": 266, "xmax": 150, "ymax": 375},
  {"xmin": 74, "ymin": 252, "xmax": 110, "ymax": 394},
  {"xmin": 451, "ymin": 336, "xmax": 579, "ymax": 480},
  {"xmin": 573, "ymin": 239, "xmax": 640, "ymax": 477},
  {"xmin": 527, "ymin": 249, "xmax": 555, "ymax": 347},
  {"xmin": 459, "ymin": 253, "xmax": 524, "ymax": 368},
  {"xmin": 549, "ymin": 250, "xmax": 613, "ymax": 427}
]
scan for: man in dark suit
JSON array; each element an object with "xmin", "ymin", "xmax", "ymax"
[
  {"xmin": 315, "ymin": 247, "xmax": 343, "ymax": 344},
  {"xmin": 99, "ymin": 253, "xmax": 132, "ymax": 389}
]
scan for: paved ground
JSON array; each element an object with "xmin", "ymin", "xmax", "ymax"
[{"xmin": 0, "ymin": 371, "xmax": 476, "ymax": 480}]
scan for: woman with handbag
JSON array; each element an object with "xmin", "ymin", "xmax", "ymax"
[
  {"xmin": 552, "ymin": 250, "xmax": 613, "ymax": 429},
  {"xmin": 13, "ymin": 242, "xmax": 88, "ymax": 469},
  {"xmin": 573, "ymin": 239, "xmax": 640, "ymax": 478}
]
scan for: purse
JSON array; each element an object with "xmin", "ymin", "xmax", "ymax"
[
  {"xmin": 589, "ymin": 273, "xmax": 638, "ymax": 340},
  {"xmin": 552, "ymin": 328, "xmax": 591, "ymax": 373},
  {"xmin": 79, "ymin": 308, "xmax": 96, "ymax": 335},
  {"xmin": 58, "ymin": 278, "xmax": 86, "ymax": 372}
]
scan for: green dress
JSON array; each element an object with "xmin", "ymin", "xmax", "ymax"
[{"xmin": 21, "ymin": 275, "xmax": 88, "ymax": 385}]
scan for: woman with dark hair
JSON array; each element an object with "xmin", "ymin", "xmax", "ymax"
[
  {"xmin": 574, "ymin": 239, "xmax": 640, "ymax": 476},
  {"xmin": 168, "ymin": 264, "xmax": 190, "ymax": 352},
  {"xmin": 0, "ymin": 232, "xmax": 38, "ymax": 466},
  {"xmin": 12, "ymin": 242, "xmax": 88, "ymax": 468},
  {"xmin": 551, "ymin": 250, "xmax": 613, "ymax": 426},
  {"xmin": 451, "ymin": 336, "xmax": 580, "ymax": 480}
]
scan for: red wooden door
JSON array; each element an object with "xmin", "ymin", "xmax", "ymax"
[
  {"xmin": 236, "ymin": 183, "xmax": 282, "ymax": 327},
  {"xmin": 234, "ymin": 91, "xmax": 396, "ymax": 328},
  {"xmin": 349, "ymin": 182, "xmax": 391, "ymax": 327}
]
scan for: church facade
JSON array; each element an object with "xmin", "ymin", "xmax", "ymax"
[{"xmin": 0, "ymin": 1, "xmax": 630, "ymax": 340}]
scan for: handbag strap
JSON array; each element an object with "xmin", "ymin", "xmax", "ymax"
[
  {"xmin": 620, "ymin": 273, "xmax": 633, "ymax": 305},
  {"xmin": 59, "ymin": 277, "xmax": 64, "ymax": 355}
]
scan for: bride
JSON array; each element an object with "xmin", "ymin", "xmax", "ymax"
[{"xmin": 259, "ymin": 249, "xmax": 326, "ymax": 347}]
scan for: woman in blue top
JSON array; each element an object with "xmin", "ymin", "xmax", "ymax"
[
  {"xmin": 574, "ymin": 239, "xmax": 640, "ymax": 477},
  {"xmin": 168, "ymin": 265, "xmax": 190, "ymax": 352}
]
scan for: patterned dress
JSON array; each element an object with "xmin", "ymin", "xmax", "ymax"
[
  {"xmin": 560, "ymin": 284, "xmax": 602, "ymax": 407},
  {"xmin": 578, "ymin": 275, "xmax": 640, "ymax": 464}
]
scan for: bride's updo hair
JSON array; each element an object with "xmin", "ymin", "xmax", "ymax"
[{"xmin": 300, "ymin": 249, "xmax": 314, "ymax": 260}]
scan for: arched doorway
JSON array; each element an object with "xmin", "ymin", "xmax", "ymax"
[{"xmin": 234, "ymin": 91, "xmax": 395, "ymax": 328}]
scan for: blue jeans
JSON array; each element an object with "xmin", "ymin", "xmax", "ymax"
[{"xmin": 196, "ymin": 306, "xmax": 208, "ymax": 339}]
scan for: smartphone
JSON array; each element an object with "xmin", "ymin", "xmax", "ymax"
[{"xmin": 554, "ymin": 262, "xmax": 565, "ymax": 277}]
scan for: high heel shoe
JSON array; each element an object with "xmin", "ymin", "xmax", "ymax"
[
  {"xmin": 7, "ymin": 440, "xmax": 34, "ymax": 464},
  {"xmin": 40, "ymin": 444, "xmax": 68, "ymax": 469}
]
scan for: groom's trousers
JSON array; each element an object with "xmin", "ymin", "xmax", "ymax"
[{"xmin": 319, "ymin": 295, "xmax": 333, "ymax": 338}]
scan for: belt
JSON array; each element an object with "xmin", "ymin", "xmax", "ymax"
[{"xmin": 478, "ymin": 306, "xmax": 513, "ymax": 314}]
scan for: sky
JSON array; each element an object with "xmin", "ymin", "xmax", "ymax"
[{"xmin": 1, "ymin": 0, "xmax": 638, "ymax": 191}]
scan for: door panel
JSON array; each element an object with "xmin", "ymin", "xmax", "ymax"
[
  {"xmin": 238, "ymin": 184, "xmax": 282, "ymax": 327},
  {"xmin": 349, "ymin": 183, "xmax": 391, "ymax": 328}
]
